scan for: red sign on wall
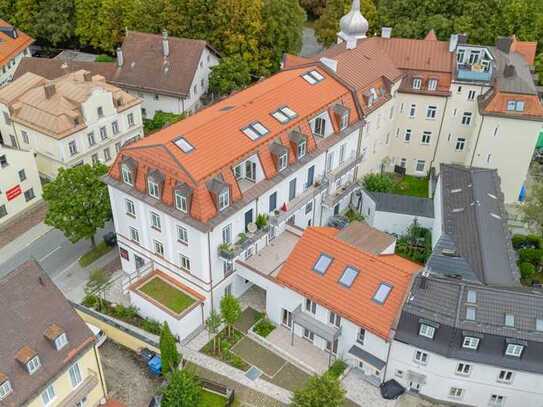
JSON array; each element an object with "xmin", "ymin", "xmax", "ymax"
[{"xmin": 6, "ymin": 185, "xmax": 21, "ymax": 201}]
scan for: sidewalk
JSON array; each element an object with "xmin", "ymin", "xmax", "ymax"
[
  {"xmin": 0, "ymin": 221, "xmax": 52, "ymax": 260},
  {"xmin": 0, "ymin": 201, "xmax": 48, "ymax": 249}
]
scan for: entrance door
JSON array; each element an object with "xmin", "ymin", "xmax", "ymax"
[
  {"xmin": 244, "ymin": 209, "xmax": 253, "ymax": 231},
  {"xmin": 282, "ymin": 309, "xmax": 292, "ymax": 328}
]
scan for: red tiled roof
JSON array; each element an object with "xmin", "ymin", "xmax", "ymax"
[
  {"xmin": 511, "ymin": 36, "xmax": 537, "ymax": 66},
  {"xmin": 481, "ymin": 90, "xmax": 543, "ymax": 119},
  {"xmin": 0, "ymin": 19, "xmax": 33, "ymax": 67},
  {"xmin": 276, "ymin": 228, "xmax": 421, "ymax": 339}
]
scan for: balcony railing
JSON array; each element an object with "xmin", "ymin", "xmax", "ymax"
[
  {"xmin": 323, "ymin": 179, "xmax": 360, "ymax": 207},
  {"xmin": 218, "ymin": 225, "xmax": 271, "ymax": 261}
]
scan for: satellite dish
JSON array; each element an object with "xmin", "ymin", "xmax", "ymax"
[{"xmin": 247, "ymin": 223, "xmax": 257, "ymax": 234}]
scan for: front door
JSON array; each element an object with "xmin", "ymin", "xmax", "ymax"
[
  {"xmin": 244, "ymin": 209, "xmax": 253, "ymax": 231},
  {"xmin": 282, "ymin": 309, "xmax": 292, "ymax": 328}
]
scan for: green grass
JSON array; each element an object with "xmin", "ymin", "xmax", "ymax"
[
  {"xmin": 201, "ymin": 329, "xmax": 250, "ymax": 371},
  {"xmin": 95, "ymin": 54, "xmax": 114, "ymax": 62},
  {"xmin": 200, "ymin": 390, "xmax": 227, "ymax": 407},
  {"xmin": 390, "ymin": 174, "xmax": 428, "ymax": 197},
  {"xmin": 253, "ymin": 318, "xmax": 276, "ymax": 338},
  {"xmin": 79, "ymin": 241, "xmax": 113, "ymax": 267},
  {"xmin": 139, "ymin": 277, "xmax": 196, "ymax": 314}
]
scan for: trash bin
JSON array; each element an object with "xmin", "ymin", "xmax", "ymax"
[{"xmin": 103, "ymin": 232, "xmax": 117, "ymax": 247}]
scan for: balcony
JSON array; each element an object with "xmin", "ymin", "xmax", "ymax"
[
  {"xmin": 270, "ymin": 180, "xmax": 329, "ymax": 226},
  {"xmin": 456, "ymin": 63, "xmax": 492, "ymax": 82},
  {"xmin": 323, "ymin": 178, "xmax": 360, "ymax": 207},
  {"xmin": 218, "ymin": 225, "xmax": 271, "ymax": 261}
]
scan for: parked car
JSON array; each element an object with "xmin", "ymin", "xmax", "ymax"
[{"xmin": 86, "ymin": 322, "xmax": 107, "ymax": 347}]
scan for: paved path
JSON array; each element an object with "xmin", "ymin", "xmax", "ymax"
[{"xmin": 300, "ymin": 27, "xmax": 323, "ymax": 57}]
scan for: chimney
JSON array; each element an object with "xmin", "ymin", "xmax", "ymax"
[
  {"xmin": 504, "ymin": 64, "xmax": 516, "ymax": 78},
  {"xmin": 116, "ymin": 47, "xmax": 123, "ymax": 67},
  {"xmin": 346, "ymin": 39, "xmax": 357, "ymax": 50},
  {"xmin": 44, "ymin": 83, "xmax": 55, "ymax": 99},
  {"xmin": 496, "ymin": 36, "xmax": 513, "ymax": 54},
  {"xmin": 83, "ymin": 71, "xmax": 92, "ymax": 81},
  {"xmin": 381, "ymin": 27, "xmax": 392, "ymax": 39},
  {"xmin": 448, "ymin": 34, "xmax": 458, "ymax": 52},
  {"xmin": 162, "ymin": 30, "xmax": 169, "ymax": 57}
]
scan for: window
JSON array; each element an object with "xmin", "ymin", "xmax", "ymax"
[
  {"xmin": 339, "ymin": 144, "xmax": 346, "ymax": 164},
  {"xmin": 129, "ymin": 227, "xmax": 139, "ymax": 243},
  {"xmin": 357, "ymin": 328, "xmax": 365, "ymax": 345},
  {"xmin": 153, "ymin": 240, "xmax": 164, "ymax": 256},
  {"xmin": 121, "ymin": 166, "xmax": 133, "ymax": 185},
  {"xmin": 409, "ymin": 104, "xmax": 416, "ymax": 118},
  {"xmin": 462, "ymin": 112, "xmax": 472, "ymax": 126},
  {"xmin": 421, "ymin": 131, "xmax": 431, "ymax": 144},
  {"xmin": 269, "ymin": 192, "xmax": 277, "ymax": 212},
  {"xmin": 41, "ymin": 384, "xmax": 55, "ymax": 405},
  {"xmin": 412, "ymin": 78, "xmax": 422, "ymax": 89},
  {"xmin": 125, "ymin": 199, "xmax": 135, "ymax": 217},
  {"xmin": 0, "ymin": 380, "xmax": 12, "ymax": 400},
  {"xmin": 462, "ymin": 336, "xmax": 480, "ymax": 350},
  {"xmin": 400, "ymin": 158, "xmax": 407, "ymax": 168},
  {"xmin": 505, "ymin": 343, "xmax": 523, "ymax": 357},
  {"xmin": 448, "ymin": 387, "xmax": 463, "ymax": 399},
  {"xmin": 426, "ymin": 106, "xmax": 437, "ymax": 119},
  {"xmin": 339, "ymin": 266, "xmax": 359, "ymax": 287},
  {"xmin": 151, "ymin": 212, "xmax": 161, "ymax": 230},
  {"xmin": 27, "ymin": 356, "xmax": 41, "ymax": 374},
  {"xmin": 414, "ymin": 350, "xmax": 428, "ymax": 364},
  {"xmin": 468, "ymin": 90, "xmax": 476, "ymax": 100},
  {"xmin": 103, "ymin": 147, "xmax": 111, "ymax": 161},
  {"xmin": 313, "ymin": 117, "xmax": 326, "ymax": 137},
  {"xmin": 242, "ymin": 122, "xmax": 269, "ymax": 140},
  {"xmin": 100, "ymin": 126, "xmax": 107, "ymax": 140},
  {"xmin": 97, "ymin": 106, "xmax": 104, "ymax": 117},
  {"xmin": 3, "ymin": 111, "xmax": 11, "ymax": 125},
  {"xmin": 302, "ymin": 70, "xmax": 324, "ymax": 84},
  {"xmin": 18, "ymin": 169, "xmax": 26, "ymax": 182},
  {"xmin": 69, "ymin": 141, "xmax": 78, "ymax": 156},
  {"xmin": 329, "ymin": 311, "xmax": 341, "ymax": 327},
  {"xmin": 404, "ymin": 129, "xmax": 412, "ymax": 142},
  {"xmin": 115, "ymin": 142, "xmax": 122, "ymax": 153},
  {"xmin": 505, "ymin": 314, "xmax": 515, "ymax": 327},
  {"xmin": 69, "ymin": 363, "xmax": 82, "ymax": 387},
  {"xmin": 179, "ymin": 254, "xmax": 191, "ymax": 271},
  {"xmin": 148, "ymin": 179, "xmax": 160, "ymax": 199},
  {"xmin": 177, "ymin": 225, "xmax": 188, "ymax": 244},
  {"xmin": 456, "ymin": 363, "xmax": 472, "ymax": 376},
  {"xmin": 498, "ymin": 370, "xmax": 513, "ymax": 384},
  {"xmin": 305, "ymin": 298, "xmax": 316, "ymax": 314},
  {"xmin": 127, "ymin": 112, "xmax": 135, "ymax": 127},
  {"xmin": 489, "ymin": 395, "xmax": 505, "ymax": 407},
  {"xmin": 326, "ymin": 151, "xmax": 335, "ymax": 171},
  {"xmin": 486, "ymin": 153, "xmax": 492, "ymax": 164},
  {"xmin": 278, "ymin": 153, "xmax": 288, "ymax": 171},
  {"xmin": 303, "ymin": 328, "xmax": 315, "ymax": 342},
  {"xmin": 373, "ymin": 283, "xmax": 392, "ymax": 303},
  {"xmin": 0, "ymin": 155, "xmax": 7, "ymax": 167},
  {"xmin": 507, "ymin": 100, "xmax": 525, "ymax": 112},
  {"xmin": 87, "ymin": 132, "xmax": 96, "ymax": 146},
  {"xmin": 174, "ymin": 137, "xmax": 194, "ymax": 153},
  {"xmin": 289, "ymin": 178, "xmax": 297, "ymax": 201},
  {"xmin": 455, "ymin": 138, "xmax": 466, "ymax": 151},
  {"xmin": 415, "ymin": 160, "xmax": 426, "ymax": 172},
  {"xmin": 305, "ymin": 201, "xmax": 313, "ymax": 214},
  {"xmin": 428, "ymin": 79, "xmax": 438, "ymax": 91},
  {"xmin": 0, "ymin": 205, "xmax": 6, "ymax": 219},
  {"xmin": 314, "ymin": 254, "xmax": 332, "ymax": 274},
  {"xmin": 419, "ymin": 324, "xmax": 435, "ymax": 339},
  {"xmin": 272, "ymin": 106, "xmax": 297, "ymax": 123},
  {"xmin": 175, "ymin": 192, "xmax": 188, "ymax": 213},
  {"xmin": 218, "ymin": 189, "xmax": 229, "ymax": 211},
  {"xmin": 24, "ymin": 188, "xmax": 35, "ymax": 202},
  {"xmin": 222, "ymin": 224, "xmax": 232, "ymax": 244},
  {"xmin": 340, "ymin": 112, "xmax": 349, "ymax": 130},
  {"xmin": 234, "ymin": 164, "xmax": 242, "ymax": 180},
  {"xmin": 466, "ymin": 306, "xmax": 476, "ymax": 320},
  {"xmin": 53, "ymin": 332, "xmax": 68, "ymax": 350},
  {"xmin": 112, "ymin": 120, "xmax": 119, "ymax": 134}
]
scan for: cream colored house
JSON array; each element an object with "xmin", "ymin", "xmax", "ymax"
[
  {"xmin": 0, "ymin": 261, "xmax": 108, "ymax": 406},
  {"xmin": 0, "ymin": 69, "xmax": 143, "ymax": 179},
  {"xmin": 0, "ymin": 143, "xmax": 42, "ymax": 225}
]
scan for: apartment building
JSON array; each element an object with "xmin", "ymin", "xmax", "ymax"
[
  {"xmin": 0, "ymin": 143, "xmax": 42, "ymax": 225},
  {"xmin": 284, "ymin": 1, "xmax": 543, "ymax": 203},
  {"xmin": 14, "ymin": 31, "xmax": 220, "ymax": 118},
  {"xmin": 0, "ymin": 69, "xmax": 143, "ymax": 179},
  {"xmin": 0, "ymin": 260, "xmax": 107, "ymax": 406},
  {"xmin": 0, "ymin": 19, "xmax": 33, "ymax": 86}
]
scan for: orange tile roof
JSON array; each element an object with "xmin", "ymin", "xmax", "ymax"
[
  {"xmin": 0, "ymin": 19, "xmax": 33, "ymax": 67},
  {"xmin": 276, "ymin": 227, "xmax": 421, "ymax": 339},
  {"xmin": 482, "ymin": 91, "xmax": 543, "ymax": 119},
  {"xmin": 510, "ymin": 36, "xmax": 537, "ymax": 65}
]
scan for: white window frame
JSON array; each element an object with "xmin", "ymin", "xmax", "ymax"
[
  {"xmin": 68, "ymin": 141, "xmax": 78, "ymax": 156},
  {"xmin": 54, "ymin": 333, "xmax": 68, "ymax": 350},
  {"xmin": 0, "ymin": 380, "xmax": 12, "ymax": 400},
  {"xmin": 505, "ymin": 343, "xmax": 523, "ymax": 357},
  {"xmin": 175, "ymin": 191, "xmax": 188, "ymax": 213},
  {"xmin": 414, "ymin": 350, "xmax": 428, "ymax": 364},
  {"xmin": 404, "ymin": 129, "xmax": 412, "ymax": 143},
  {"xmin": 151, "ymin": 211, "xmax": 161, "ymax": 230},
  {"xmin": 455, "ymin": 138, "xmax": 466, "ymax": 151},
  {"xmin": 357, "ymin": 328, "xmax": 365, "ymax": 345},
  {"xmin": 121, "ymin": 166, "xmax": 133, "ymax": 185},
  {"xmin": 462, "ymin": 112, "xmax": 472, "ymax": 126},
  {"xmin": 69, "ymin": 362, "xmax": 82, "ymax": 388},
  {"xmin": 489, "ymin": 394, "xmax": 505, "ymax": 407},
  {"xmin": 426, "ymin": 106, "xmax": 437, "ymax": 119},
  {"xmin": 278, "ymin": 153, "xmax": 288, "ymax": 171},
  {"xmin": 148, "ymin": 179, "xmax": 160, "ymax": 199},
  {"xmin": 176, "ymin": 225, "xmax": 188, "ymax": 244},
  {"xmin": 448, "ymin": 387, "xmax": 464, "ymax": 400},
  {"xmin": 456, "ymin": 362, "xmax": 472, "ymax": 376},
  {"xmin": 409, "ymin": 104, "xmax": 416, "ymax": 118},
  {"xmin": 129, "ymin": 227, "xmax": 139, "ymax": 243},
  {"xmin": 497, "ymin": 370, "xmax": 513, "ymax": 384},
  {"xmin": 297, "ymin": 140, "xmax": 307, "ymax": 159},
  {"xmin": 462, "ymin": 336, "xmax": 480, "ymax": 349},
  {"xmin": 179, "ymin": 253, "xmax": 191, "ymax": 271},
  {"xmin": 153, "ymin": 240, "xmax": 165, "ymax": 257},
  {"xmin": 222, "ymin": 224, "xmax": 232, "ymax": 244},
  {"xmin": 27, "ymin": 355, "xmax": 41, "ymax": 374},
  {"xmin": 428, "ymin": 79, "xmax": 438, "ymax": 91},
  {"xmin": 41, "ymin": 384, "xmax": 55, "ymax": 405},
  {"xmin": 419, "ymin": 324, "xmax": 435, "ymax": 339},
  {"xmin": 218, "ymin": 189, "xmax": 229, "ymax": 211},
  {"xmin": 412, "ymin": 78, "xmax": 422, "ymax": 90},
  {"xmin": 467, "ymin": 90, "xmax": 476, "ymax": 101},
  {"xmin": 421, "ymin": 131, "xmax": 431, "ymax": 144},
  {"xmin": 415, "ymin": 160, "xmax": 426, "ymax": 173},
  {"xmin": 305, "ymin": 298, "xmax": 316, "ymax": 314},
  {"xmin": 329, "ymin": 311, "xmax": 341, "ymax": 328}
]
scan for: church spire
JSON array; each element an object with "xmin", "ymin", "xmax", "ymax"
[{"xmin": 337, "ymin": 0, "xmax": 369, "ymax": 49}]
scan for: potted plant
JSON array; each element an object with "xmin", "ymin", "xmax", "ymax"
[
  {"xmin": 218, "ymin": 242, "xmax": 235, "ymax": 259},
  {"xmin": 237, "ymin": 233, "xmax": 248, "ymax": 245},
  {"xmin": 255, "ymin": 214, "xmax": 269, "ymax": 230}
]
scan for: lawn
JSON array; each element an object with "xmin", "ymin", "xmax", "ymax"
[
  {"xmin": 79, "ymin": 241, "xmax": 113, "ymax": 267},
  {"xmin": 390, "ymin": 174, "xmax": 429, "ymax": 197},
  {"xmin": 201, "ymin": 328, "xmax": 251, "ymax": 371},
  {"xmin": 200, "ymin": 390, "xmax": 227, "ymax": 407},
  {"xmin": 139, "ymin": 277, "xmax": 196, "ymax": 314}
]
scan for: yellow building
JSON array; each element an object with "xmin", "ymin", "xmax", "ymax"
[{"xmin": 0, "ymin": 261, "xmax": 108, "ymax": 407}]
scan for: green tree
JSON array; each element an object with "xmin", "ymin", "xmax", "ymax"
[
  {"xmin": 299, "ymin": 0, "xmax": 327, "ymax": 20},
  {"xmin": 160, "ymin": 321, "xmax": 181, "ymax": 374},
  {"xmin": 315, "ymin": 0, "xmax": 377, "ymax": 47},
  {"xmin": 535, "ymin": 53, "xmax": 543, "ymax": 86},
  {"xmin": 32, "ymin": 0, "xmax": 75, "ymax": 46},
  {"xmin": 206, "ymin": 310, "xmax": 222, "ymax": 354},
  {"xmin": 75, "ymin": 0, "xmax": 101, "ymax": 47},
  {"xmin": 123, "ymin": 0, "xmax": 165, "ymax": 33},
  {"xmin": 362, "ymin": 173, "xmax": 394, "ymax": 193},
  {"xmin": 161, "ymin": 369, "xmax": 201, "ymax": 407},
  {"xmin": 162, "ymin": 0, "xmax": 215, "ymax": 39},
  {"xmin": 14, "ymin": 0, "xmax": 37, "ymax": 38},
  {"xmin": 220, "ymin": 293, "xmax": 241, "ymax": 337},
  {"xmin": 42, "ymin": 163, "xmax": 111, "ymax": 248},
  {"xmin": 94, "ymin": 0, "xmax": 126, "ymax": 51},
  {"xmin": 521, "ymin": 178, "xmax": 543, "ymax": 232},
  {"xmin": 261, "ymin": 0, "xmax": 305, "ymax": 72},
  {"xmin": 0, "ymin": 0, "xmax": 17, "ymax": 21},
  {"xmin": 209, "ymin": 55, "xmax": 252, "ymax": 97},
  {"xmin": 291, "ymin": 373, "xmax": 346, "ymax": 407}
]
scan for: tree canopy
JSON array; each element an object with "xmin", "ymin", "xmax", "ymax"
[
  {"xmin": 220, "ymin": 293, "xmax": 241, "ymax": 337},
  {"xmin": 209, "ymin": 55, "xmax": 252, "ymax": 97},
  {"xmin": 291, "ymin": 373, "xmax": 346, "ymax": 407},
  {"xmin": 42, "ymin": 163, "xmax": 111, "ymax": 247},
  {"xmin": 161, "ymin": 369, "xmax": 201, "ymax": 407},
  {"xmin": 160, "ymin": 321, "xmax": 181, "ymax": 375}
]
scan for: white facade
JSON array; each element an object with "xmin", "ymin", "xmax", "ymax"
[{"xmin": 0, "ymin": 47, "xmax": 31, "ymax": 86}]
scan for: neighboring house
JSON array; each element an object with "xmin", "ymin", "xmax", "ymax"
[
  {"xmin": 14, "ymin": 31, "xmax": 220, "ymax": 118},
  {"xmin": 0, "ymin": 143, "xmax": 42, "ymax": 225},
  {"xmin": 0, "ymin": 70, "xmax": 143, "ymax": 179},
  {"xmin": 103, "ymin": 64, "xmax": 365, "ymax": 341},
  {"xmin": 284, "ymin": 2, "xmax": 543, "ymax": 202},
  {"xmin": 0, "ymin": 19, "xmax": 33, "ymax": 86},
  {"xmin": 0, "ymin": 260, "xmax": 108, "ymax": 406}
]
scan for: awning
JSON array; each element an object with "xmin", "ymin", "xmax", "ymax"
[
  {"xmin": 406, "ymin": 370, "xmax": 427, "ymax": 384},
  {"xmin": 348, "ymin": 345, "xmax": 386, "ymax": 370},
  {"xmin": 292, "ymin": 305, "xmax": 340, "ymax": 343}
]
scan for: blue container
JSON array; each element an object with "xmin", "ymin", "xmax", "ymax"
[{"xmin": 148, "ymin": 355, "xmax": 162, "ymax": 376}]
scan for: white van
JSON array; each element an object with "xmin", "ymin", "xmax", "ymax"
[{"xmin": 86, "ymin": 322, "xmax": 107, "ymax": 347}]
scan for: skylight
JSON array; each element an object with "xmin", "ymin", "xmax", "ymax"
[
  {"xmin": 505, "ymin": 314, "xmax": 515, "ymax": 327},
  {"xmin": 313, "ymin": 254, "xmax": 332, "ymax": 275},
  {"xmin": 373, "ymin": 283, "xmax": 392, "ymax": 304},
  {"xmin": 242, "ymin": 122, "xmax": 269, "ymax": 141},
  {"xmin": 174, "ymin": 137, "xmax": 194, "ymax": 153},
  {"xmin": 302, "ymin": 70, "xmax": 325, "ymax": 85},
  {"xmin": 272, "ymin": 111, "xmax": 289, "ymax": 123},
  {"xmin": 272, "ymin": 106, "xmax": 298, "ymax": 124},
  {"xmin": 339, "ymin": 266, "xmax": 359, "ymax": 287}
]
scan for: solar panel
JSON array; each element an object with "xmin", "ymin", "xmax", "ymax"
[
  {"xmin": 313, "ymin": 254, "xmax": 332, "ymax": 275},
  {"xmin": 339, "ymin": 266, "xmax": 359, "ymax": 287},
  {"xmin": 373, "ymin": 283, "xmax": 392, "ymax": 303},
  {"xmin": 174, "ymin": 137, "xmax": 194, "ymax": 153}
]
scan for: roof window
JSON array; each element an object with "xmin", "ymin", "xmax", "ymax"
[
  {"xmin": 242, "ymin": 122, "xmax": 269, "ymax": 140},
  {"xmin": 505, "ymin": 314, "xmax": 515, "ymax": 327},
  {"xmin": 313, "ymin": 254, "xmax": 332, "ymax": 275},
  {"xmin": 373, "ymin": 283, "xmax": 392, "ymax": 304},
  {"xmin": 0, "ymin": 378, "xmax": 12, "ymax": 401},
  {"xmin": 272, "ymin": 106, "xmax": 297, "ymax": 123},
  {"xmin": 302, "ymin": 70, "xmax": 324, "ymax": 84},
  {"xmin": 174, "ymin": 137, "xmax": 194, "ymax": 153},
  {"xmin": 339, "ymin": 266, "xmax": 359, "ymax": 287}
]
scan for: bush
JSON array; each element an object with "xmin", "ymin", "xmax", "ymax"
[
  {"xmin": 144, "ymin": 111, "xmax": 185, "ymax": 134},
  {"xmin": 79, "ymin": 241, "xmax": 113, "ymax": 267},
  {"xmin": 345, "ymin": 208, "xmax": 364, "ymax": 223},
  {"xmin": 326, "ymin": 360, "xmax": 347, "ymax": 379},
  {"xmin": 512, "ymin": 234, "xmax": 542, "ymax": 250},
  {"xmin": 517, "ymin": 248, "xmax": 543, "ymax": 268},
  {"xmin": 111, "ymin": 304, "xmax": 138, "ymax": 320},
  {"xmin": 362, "ymin": 173, "xmax": 393, "ymax": 193},
  {"xmin": 82, "ymin": 294, "xmax": 99, "ymax": 308},
  {"xmin": 519, "ymin": 262, "xmax": 536, "ymax": 280},
  {"xmin": 253, "ymin": 318, "xmax": 276, "ymax": 337},
  {"xmin": 255, "ymin": 214, "xmax": 269, "ymax": 229},
  {"xmin": 142, "ymin": 318, "xmax": 162, "ymax": 335}
]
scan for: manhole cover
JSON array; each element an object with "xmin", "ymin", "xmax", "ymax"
[{"xmin": 245, "ymin": 366, "xmax": 263, "ymax": 381}]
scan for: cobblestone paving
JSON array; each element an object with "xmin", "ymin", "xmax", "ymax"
[{"xmin": 0, "ymin": 201, "xmax": 47, "ymax": 248}]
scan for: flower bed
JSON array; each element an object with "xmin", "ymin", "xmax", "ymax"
[
  {"xmin": 252, "ymin": 318, "xmax": 276, "ymax": 338},
  {"xmin": 201, "ymin": 328, "xmax": 250, "ymax": 371}
]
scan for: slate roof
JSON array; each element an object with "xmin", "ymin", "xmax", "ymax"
[
  {"xmin": 366, "ymin": 191, "xmax": 434, "ymax": 218},
  {"xmin": 0, "ymin": 261, "xmax": 95, "ymax": 406},
  {"xmin": 396, "ymin": 275, "xmax": 543, "ymax": 374},
  {"xmin": 427, "ymin": 165, "xmax": 519, "ymax": 286}
]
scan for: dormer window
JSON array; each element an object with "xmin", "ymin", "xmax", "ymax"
[
  {"xmin": 148, "ymin": 179, "xmax": 160, "ymax": 199},
  {"xmin": 428, "ymin": 79, "xmax": 438, "ymax": 91},
  {"xmin": 339, "ymin": 112, "xmax": 349, "ymax": 130},
  {"xmin": 288, "ymin": 131, "xmax": 307, "ymax": 160},
  {"xmin": 54, "ymin": 333, "xmax": 68, "ymax": 350},
  {"xmin": 278, "ymin": 153, "xmax": 288, "ymax": 171},
  {"xmin": 121, "ymin": 165, "xmax": 133, "ymax": 185},
  {"xmin": 419, "ymin": 323, "xmax": 436, "ymax": 339},
  {"xmin": 505, "ymin": 343, "xmax": 523, "ymax": 357},
  {"xmin": 412, "ymin": 78, "xmax": 422, "ymax": 90},
  {"xmin": 333, "ymin": 104, "xmax": 350, "ymax": 130},
  {"xmin": 507, "ymin": 100, "xmax": 525, "ymax": 112},
  {"xmin": 462, "ymin": 336, "xmax": 480, "ymax": 350},
  {"xmin": 147, "ymin": 169, "xmax": 164, "ymax": 199},
  {"xmin": 0, "ymin": 378, "xmax": 12, "ymax": 400},
  {"xmin": 27, "ymin": 355, "xmax": 41, "ymax": 374},
  {"xmin": 270, "ymin": 142, "xmax": 289, "ymax": 172},
  {"xmin": 297, "ymin": 140, "xmax": 306, "ymax": 159},
  {"xmin": 218, "ymin": 189, "xmax": 229, "ymax": 211},
  {"xmin": 175, "ymin": 191, "xmax": 188, "ymax": 213}
]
